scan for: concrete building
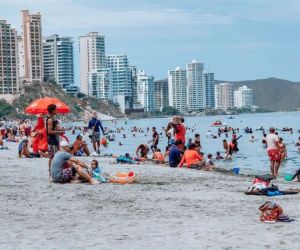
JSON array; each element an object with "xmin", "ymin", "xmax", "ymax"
[
  {"xmin": 215, "ymin": 82, "xmax": 234, "ymax": 110},
  {"xmin": 154, "ymin": 79, "xmax": 169, "ymax": 111},
  {"xmin": 129, "ymin": 66, "xmax": 138, "ymax": 105},
  {"xmin": 186, "ymin": 60, "xmax": 205, "ymax": 111},
  {"xmin": 20, "ymin": 10, "xmax": 43, "ymax": 83},
  {"xmin": 168, "ymin": 67, "xmax": 187, "ymax": 113},
  {"xmin": 88, "ymin": 68, "xmax": 112, "ymax": 100},
  {"xmin": 234, "ymin": 85, "xmax": 253, "ymax": 108},
  {"xmin": 43, "ymin": 34, "xmax": 74, "ymax": 88},
  {"xmin": 106, "ymin": 55, "xmax": 132, "ymax": 107},
  {"xmin": 79, "ymin": 32, "xmax": 105, "ymax": 95},
  {"xmin": 0, "ymin": 20, "xmax": 19, "ymax": 96},
  {"xmin": 137, "ymin": 70, "xmax": 156, "ymax": 112},
  {"xmin": 204, "ymin": 72, "xmax": 215, "ymax": 108}
]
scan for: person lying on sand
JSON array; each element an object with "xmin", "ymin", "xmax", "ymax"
[
  {"xmin": 50, "ymin": 141, "xmax": 98, "ymax": 184},
  {"xmin": 71, "ymin": 135, "xmax": 90, "ymax": 156},
  {"xmin": 178, "ymin": 143, "xmax": 205, "ymax": 170}
]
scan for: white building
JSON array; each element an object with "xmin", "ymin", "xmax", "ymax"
[
  {"xmin": 88, "ymin": 68, "xmax": 112, "ymax": 100},
  {"xmin": 215, "ymin": 82, "xmax": 234, "ymax": 110},
  {"xmin": 168, "ymin": 67, "xmax": 187, "ymax": 113},
  {"xmin": 234, "ymin": 85, "xmax": 253, "ymax": 108},
  {"xmin": 79, "ymin": 32, "xmax": 105, "ymax": 95},
  {"xmin": 106, "ymin": 55, "xmax": 132, "ymax": 106},
  {"xmin": 20, "ymin": 10, "xmax": 43, "ymax": 83},
  {"xmin": 204, "ymin": 72, "xmax": 215, "ymax": 108},
  {"xmin": 186, "ymin": 60, "xmax": 205, "ymax": 111},
  {"xmin": 137, "ymin": 70, "xmax": 156, "ymax": 112},
  {"xmin": 43, "ymin": 34, "xmax": 74, "ymax": 88}
]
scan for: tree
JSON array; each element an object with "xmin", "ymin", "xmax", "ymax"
[
  {"xmin": 162, "ymin": 106, "xmax": 180, "ymax": 115},
  {"xmin": 0, "ymin": 100, "xmax": 16, "ymax": 118}
]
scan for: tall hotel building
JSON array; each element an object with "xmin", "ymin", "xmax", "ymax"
[
  {"xmin": 43, "ymin": 34, "xmax": 74, "ymax": 88},
  {"xmin": 168, "ymin": 67, "xmax": 187, "ymax": 113},
  {"xmin": 0, "ymin": 20, "xmax": 19, "ymax": 96},
  {"xmin": 137, "ymin": 70, "xmax": 156, "ymax": 112},
  {"xmin": 204, "ymin": 72, "xmax": 215, "ymax": 108},
  {"xmin": 88, "ymin": 68, "xmax": 112, "ymax": 100},
  {"xmin": 215, "ymin": 82, "xmax": 234, "ymax": 110},
  {"xmin": 79, "ymin": 32, "xmax": 105, "ymax": 95},
  {"xmin": 234, "ymin": 85, "xmax": 253, "ymax": 108},
  {"xmin": 186, "ymin": 60, "xmax": 205, "ymax": 111},
  {"xmin": 20, "ymin": 10, "xmax": 43, "ymax": 83},
  {"xmin": 154, "ymin": 79, "xmax": 169, "ymax": 111}
]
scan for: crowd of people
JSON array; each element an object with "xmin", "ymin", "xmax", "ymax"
[{"xmin": 1, "ymin": 105, "xmax": 300, "ymax": 185}]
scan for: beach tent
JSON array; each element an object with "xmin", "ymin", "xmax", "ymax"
[{"xmin": 25, "ymin": 97, "xmax": 70, "ymax": 115}]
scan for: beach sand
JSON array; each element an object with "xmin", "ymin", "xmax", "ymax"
[{"xmin": 1, "ymin": 142, "xmax": 300, "ymax": 249}]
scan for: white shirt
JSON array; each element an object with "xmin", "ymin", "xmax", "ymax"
[{"xmin": 266, "ymin": 133, "xmax": 279, "ymax": 150}]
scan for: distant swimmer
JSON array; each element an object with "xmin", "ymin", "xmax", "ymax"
[{"xmin": 249, "ymin": 135, "xmax": 258, "ymax": 143}]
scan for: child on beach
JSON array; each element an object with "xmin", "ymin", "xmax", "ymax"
[
  {"xmin": 204, "ymin": 154, "xmax": 215, "ymax": 171},
  {"xmin": 152, "ymin": 148, "xmax": 165, "ymax": 164},
  {"xmin": 216, "ymin": 151, "xmax": 224, "ymax": 160}
]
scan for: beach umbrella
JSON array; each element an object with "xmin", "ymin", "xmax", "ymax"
[{"xmin": 25, "ymin": 97, "xmax": 70, "ymax": 115}]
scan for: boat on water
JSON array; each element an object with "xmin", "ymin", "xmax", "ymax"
[
  {"xmin": 210, "ymin": 120, "xmax": 226, "ymax": 127},
  {"xmin": 227, "ymin": 116, "xmax": 235, "ymax": 119}
]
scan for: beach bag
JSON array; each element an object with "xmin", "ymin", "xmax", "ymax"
[{"xmin": 259, "ymin": 201, "xmax": 283, "ymax": 222}]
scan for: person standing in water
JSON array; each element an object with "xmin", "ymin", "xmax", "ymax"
[
  {"xmin": 88, "ymin": 112, "xmax": 105, "ymax": 156},
  {"xmin": 266, "ymin": 127, "xmax": 281, "ymax": 178}
]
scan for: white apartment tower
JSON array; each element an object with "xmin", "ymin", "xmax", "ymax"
[
  {"xmin": 234, "ymin": 85, "xmax": 253, "ymax": 108},
  {"xmin": 88, "ymin": 68, "xmax": 112, "ymax": 100},
  {"xmin": 20, "ymin": 10, "xmax": 43, "ymax": 83},
  {"xmin": 0, "ymin": 20, "xmax": 19, "ymax": 96},
  {"xmin": 186, "ymin": 60, "xmax": 205, "ymax": 111},
  {"xmin": 168, "ymin": 67, "xmax": 187, "ymax": 113},
  {"xmin": 137, "ymin": 70, "xmax": 156, "ymax": 112},
  {"xmin": 215, "ymin": 82, "xmax": 234, "ymax": 110},
  {"xmin": 79, "ymin": 32, "xmax": 105, "ymax": 95},
  {"xmin": 43, "ymin": 34, "xmax": 74, "ymax": 88},
  {"xmin": 204, "ymin": 72, "xmax": 215, "ymax": 108}
]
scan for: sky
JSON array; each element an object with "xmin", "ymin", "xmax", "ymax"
[{"xmin": 1, "ymin": 0, "xmax": 300, "ymax": 83}]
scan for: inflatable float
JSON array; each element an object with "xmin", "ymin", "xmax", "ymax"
[{"xmin": 110, "ymin": 171, "xmax": 136, "ymax": 184}]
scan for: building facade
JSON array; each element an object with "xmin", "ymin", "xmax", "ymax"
[
  {"xmin": 43, "ymin": 34, "xmax": 74, "ymax": 88},
  {"xmin": 215, "ymin": 82, "xmax": 234, "ymax": 110},
  {"xmin": 204, "ymin": 72, "xmax": 215, "ymax": 108},
  {"xmin": 137, "ymin": 70, "xmax": 156, "ymax": 112},
  {"xmin": 20, "ymin": 10, "xmax": 43, "ymax": 83},
  {"xmin": 186, "ymin": 60, "xmax": 205, "ymax": 111},
  {"xmin": 168, "ymin": 67, "xmax": 187, "ymax": 113},
  {"xmin": 106, "ymin": 55, "xmax": 132, "ymax": 106},
  {"xmin": 154, "ymin": 79, "xmax": 169, "ymax": 111},
  {"xmin": 88, "ymin": 68, "xmax": 112, "ymax": 100},
  {"xmin": 79, "ymin": 32, "xmax": 105, "ymax": 95},
  {"xmin": 0, "ymin": 20, "xmax": 19, "ymax": 96},
  {"xmin": 234, "ymin": 85, "xmax": 253, "ymax": 108}
]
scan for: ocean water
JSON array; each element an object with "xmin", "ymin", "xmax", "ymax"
[{"xmin": 65, "ymin": 112, "xmax": 300, "ymax": 175}]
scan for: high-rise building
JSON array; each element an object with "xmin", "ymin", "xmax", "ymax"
[
  {"xmin": 204, "ymin": 72, "xmax": 215, "ymax": 108},
  {"xmin": 129, "ymin": 66, "xmax": 138, "ymax": 105},
  {"xmin": 168, "ymin": 67, "xmax": 187, "ymax": 113},
  {"xmin": 79, "ymin": 32, "xmax": 105, "ymax": 95},
  {"xmin": 154, "ymin": 79, "xmax": 169, "ymax": 111},
  {"xmin": 186, "ymin": 60, "xmax": 205, "ymax": 111},
  {"xmin": 88, "ymin": 68, "xmax": 112, "ymax": 100},
  {"xmin": 43, "ymin": 34, "xmax": 74, "ymax": 88},
  {"xmin": 234, "ymin": 85, "xmax": 253, "ymax": 108},
  {"xmin": 214, "ymin": 82, "xmax": 234, "ymax": 110},
  {"xmin": 106, "ymin": 55, "xmax": 132, "ymax": 103},
  {"xmin": 137, "ymin": 70, "xmax": 156, "ymax": 112},
  {"xmin": 20, "ymin": 10, "xmax": 43, "ymax": 83},
  {"xmin": 0, "ymin": 20, "xmax": 19, "ymax": 96}
]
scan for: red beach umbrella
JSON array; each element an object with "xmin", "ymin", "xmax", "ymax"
[{"xmin": 25, "ymin": 97, "xmax": 70, "ymax": 115}]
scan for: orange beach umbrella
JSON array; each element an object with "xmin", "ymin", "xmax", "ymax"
[{"xmin": 25, "ymin": 97, "xmax": 70, "ymax": 115}]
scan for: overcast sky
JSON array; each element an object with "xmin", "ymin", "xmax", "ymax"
[{"xmin": 1, "ymin": 0, "xmax": 300, "ymax": 83}]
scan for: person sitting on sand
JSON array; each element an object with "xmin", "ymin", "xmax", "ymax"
[
  {"xmin": 178, "ymin": 143, "xmax": 205, "ymax": 169},
  {"xmin": 136, "ymin": 144, "xmax": 149, "ymax": 159},
  {"xmin": 193, "ymin": 133, "xmax": 202, "ymax": 150},
  {"xmin": 71, "ymin": 135, "xmax": 90, "ymax": 156},
  {"xmin": 169, "ymin": 140, "xmax": 184, "ymax": 168},
  {"xmin": 50, "ymin": 141, "xmax": 98, "ymax": 184},
  {"xmin": 204, "ymin": 154, "xmax": 215, "ymax": 171},
  {"xmin": 152, "ymin": 148, "xmax": 165, "ymax": 164},
  {"xmin": 18, "ymin": 137, "xmax": 40, "ymax": 158},
  {"xmin": 216, "ymin": 151, "xmax": 224, "ymax": 160}
]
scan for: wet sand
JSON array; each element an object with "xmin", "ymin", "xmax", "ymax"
[{"xmin": 1, "ymin": 142, "xmax": 300, "ymax": 249}]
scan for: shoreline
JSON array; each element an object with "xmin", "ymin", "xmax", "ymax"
[{"xmin": 1, "ymin": 142, "xmax": 300, "ymax": 249}]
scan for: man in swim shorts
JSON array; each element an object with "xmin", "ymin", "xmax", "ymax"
[{"xmin": 266, "ymin": 127, "xmax": 281, "ymax": 177}]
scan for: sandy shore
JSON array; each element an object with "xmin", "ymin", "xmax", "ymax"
[{"xmin": 1, "ymin": 142, "xmax": 300, "ymax": 250}]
